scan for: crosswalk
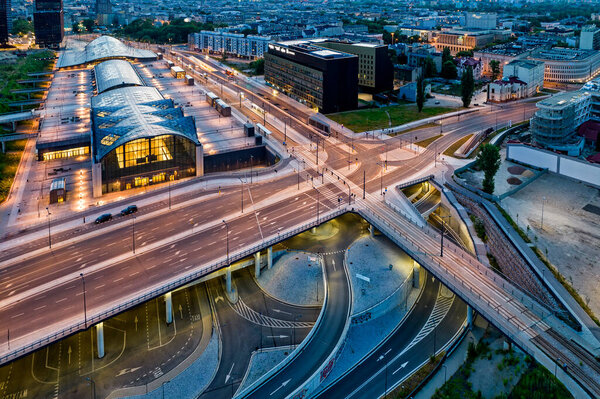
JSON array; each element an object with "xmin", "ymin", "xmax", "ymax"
[
  {"xmin": 402, "ymin": 286, "xmax": 455, "ymax": 354},
  {"xmin": 230, "ymin": 298, "xmax": 314, "ymax": 329}
]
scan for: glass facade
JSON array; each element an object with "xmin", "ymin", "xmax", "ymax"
[
  {"xmin": 42, "ymin": 146, "xmax": 89, "ymax": 161},
  {"xmin": 101, "ymin": 134, "xmax": 196, "ymax": 194}
]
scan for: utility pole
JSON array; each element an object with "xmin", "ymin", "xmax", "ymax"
[
  {"xmin": 132, "ymin": 216, "xmax": 136, "ymax": 254},
  {"xmin": 80, "ymin": 273, "xmax": 87, "ymax": 328},
  {"xmin": 240, "ymin": 178, "xmax": 244, "ymax": 213},
  {"xmin": 250, "ymin": 155, "xmax": 254, "ymax": 184},
  {"xmin": 46, "ymin": 207, "xmax": 52, "ymax": 249},
  {"xmin": 363, "ymin": 170, "xmax": 366, "ymax": 199},
  {"xmin": 222, "ymin": 220, "xmax": 229, "ymax": 266},
  {"xmin": 348, "ymin": 186, "xmax": 351, "ymax": 205}
]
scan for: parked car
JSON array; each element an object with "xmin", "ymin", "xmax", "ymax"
[
  {"xmin": 121, "ymin": 205, "xmax": 138, "ymax": 216},
  {"xmin": 95, "ymin": 213, "xmax": 112, "ymax": 224},
  {"xmin": 434, "ymin": 100, "xmax": 440, "ymax": 105}
]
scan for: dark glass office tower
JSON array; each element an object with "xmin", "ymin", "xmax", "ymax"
[
  {"xmin": 34, "ymin": 0, "xmax": 64, "ymax": 48},
  {"xmin": 0, "ymin": 0, "xmax": 10, "ymax": 45}
]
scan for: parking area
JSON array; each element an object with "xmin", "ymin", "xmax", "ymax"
[{"xmin": 0, "ymin": 284, "xmax": 208, "ymax": 398}]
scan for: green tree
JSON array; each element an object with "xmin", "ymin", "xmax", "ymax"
[
  {"xmin": 250, "ymin": 58, "xmax": 264, "ymax": 75},
  {"xmin": 441, "ymin": 60, "xmax": 457, "ymax": 80},
  {"xmin": 416, "ymin": 74, "xmax": 425, "ymax": 113},
  {"xmin": 72, "ymin": 22, "xmax": 81, "ymax": 33},
  {"xmin": 11, "ymin": 18, "xmax": 33, "ymax": 35},
  {"xmin": 490, "ymin": 60, "xmax": 500, "ymax": 81},
  {"xmin": 456, "ymin": 50, "xmax": 474, "ymax": 57},
  {"xmin": 442, "ymin": 47, "xmax": 452, "ymax": 64},
  {"xmin": 422, "ymin": 57, "xmax": 436, "ymax": 78},
  {"xmin": 461, "ymin": 66, "xmax": 475, "ymax": 108},
  {"xmin": 82, "ymin": 18, "xmax": 95, "ymax": 32},
  {"xmin": 476, "ymin": 144, "xmax": 501, "ymax": 194}
]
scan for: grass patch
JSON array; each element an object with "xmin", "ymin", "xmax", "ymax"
[
  {"xmin": 444, "ymin": 134, "xmax": 473, "ymax": 157},
  {"xmin": 391, "ymin": 353, "xmax": 444, "ymax": 398},
  {"xmin": 328, "ymin": 105, "xmax": 454, "ymax": 133},
  {"xmin": 415, "ymin": 134, "xmax": 443, "ymax": 148},
  {"xmin": 509, "ymin": 358, "xmax": 573, "ymax": 399},
  {"xmin": 0, "ymin": 148, "xmax": 23, "ymax": 203}
]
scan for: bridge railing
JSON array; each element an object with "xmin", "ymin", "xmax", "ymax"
[{"xmin": 0, "ymin": 207, "xmax": 348, "ymax": 366}]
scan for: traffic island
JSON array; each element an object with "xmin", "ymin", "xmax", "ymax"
[{"xmin": 254, "ymin": 251, "xmax": 324, "ymax": 307}]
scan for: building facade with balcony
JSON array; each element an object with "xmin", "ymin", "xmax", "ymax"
[{"xmin": 188, "ymin": 31, "xmax": 273, "ymax": 59}]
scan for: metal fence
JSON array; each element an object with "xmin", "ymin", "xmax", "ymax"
[{"xmin": 0, "ymin": 207, "xmax": 348, "ymax": 366}]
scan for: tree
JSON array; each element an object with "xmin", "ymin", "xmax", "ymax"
[
  {"xmin": 250, "ymin": 58, "xmax": 264, "ymax": 75},
  {"xmin": 422, "ymin": 57, "xmax": 436, "ymax": 78},
  {"xmin": 416, "ymin": 74, "xmax": 425, "ymax": 113},
  {"xmin": 456, "ymin": 50, "xmax": 474, "ymax": 57},
  {"xmin": 82, "ymin": 18, "xmax": 95, "ymax": 32},
  {"xmin": 441, "ymin": 60, "xmax": 457, "ymax": 80},
  {"xmin": 442, "ymin": 47, "xmax": 452, "ymax": 64},
  {"xmin": 461, "ymin": 66, "xmax": 475, "ymax": 108},
  {"xmin": 397, "ymin": 53, "xmax": 408, "ymax": 65},
  {"xmin": 72, "ymin": 22, "xmax": 81, "ymax": 33},
  {"xmin": 490, "ymin": 60, "xmax": 500, "ymax": 81},
  {"xmin": 476, "ymin": 144, "xmax": 501, "ymax": 194},
  {"xmin": 11, "ymin": 18, "xmax": 33, "ymax": 35}
]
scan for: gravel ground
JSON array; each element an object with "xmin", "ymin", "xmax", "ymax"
[
  {"xmin": 347, "ymin": 235, "xmax": 413, "ymax": 315},
  {"xmin": 502, "ymin": 173, "xmax": 600, "ymax": 317},
  {"xmin": 127, "ymin": 327, "xmax": 219, "ymax": 399},
  {"xmin": 235, "ymin": 348, "xmax": 291, "ymax": 393},
  {"xmin": 255, "ymin": 252, "xmax": 324, "ymax": 306}
]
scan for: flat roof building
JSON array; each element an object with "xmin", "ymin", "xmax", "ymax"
[
  {"xmin": 580, "ymin": 25, "xmax": 600, "ymax": 51},
  {"xmin": 528, "ymin": 47, "xmax": 600, "ymax": 83},
  {"xmin": 188, "ymin": 30, "xmax": 272, "ymax": 60},
  {"xmin": 309, "ymin": 39, "xmax": 393, "ymax": 93},
  {"xmin": 264, "ymin": 40, "xmax": 358, "ymax": 113},
  {"xmin": 0, "ymin": 0, "xmax": 10, "ymax": 45},
  {"xmin": 474, "ymin": 42, "xmax": 543, "ymax": 76},
  {"xmin": 33, "ymin": 0, "xmax": 64, "ymax": 48},
  {"xmin": 432, "ymin": 29, "xmax": 497, "ymax": 55}
]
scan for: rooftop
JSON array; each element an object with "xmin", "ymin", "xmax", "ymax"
[
  {"xmin": 531, "ymin": 47, "xmax": 599, "ymax": 62},
  {"xmin": 58, "ymin": 36, "xmax": 157, "ymax": 68},
  {"xmin": 537, "ymin": 90, "xmax": 591, "ymax": 109},
  {"xmin": 269, "ymin": 40, "xmax": 356, "ymax": 59},
  {"xmin": 94, "ymin": 59, "xmax": 144, "ymax": 94},
  {"xmin": 505, "ymin": 59, "xmax": 545, "ymax": 69}
]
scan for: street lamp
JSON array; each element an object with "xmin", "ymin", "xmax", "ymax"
[
  {"xmin": 541, "ymin": 196, "xmax": 547, "ymax": 230},
  {"xmin": 80, "ymin": 273, "xmax": 87, "ymax": 328},
  {"xmin": 250, "ymin": 155, "xmax": 254, "ymax": 184},
  {"xmin": 45, "ymin": 207, "xmax": 52, "ymax": 249},
  {"xmin": 239, "ymin": 177, "xmax": 244, "ymax": 213},
  {"xmin": 440, "ymin": 214, "xmax": 451, "ymax": 257},
  {"xmin": 314, "ymin": 187, "xmax": 320, "ymax": 224},
  {"xmin": 161, "ymin": 380, "xmax": 170, "ymax": 399},
  {"xmin": 85, "ymin": 377, "xmax": 96, "ymax": 399},
  {"xmin": 132, "ymin": 215, "xmax": 136, "ymax": 254},
  {"xmin": 222, "ymin": 220, "xmax": 229, "ymax": 266}
]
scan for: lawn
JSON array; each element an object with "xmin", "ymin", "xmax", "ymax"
[
  {"xmin": 0, "ymin": 141, "xmax": 25, "ymax": 203},
  {"xmin": 444, "ymin": 134, "xmax": 473, "ymax": 157},
  {"xmin": 415, "ymin": 134, "xmax": 443, "ymax": 148},
  {"xmin": 328, "ymin": 105, "xmax": 454, "ymax": 133}
]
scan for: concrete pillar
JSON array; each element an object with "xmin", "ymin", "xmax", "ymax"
[
  {"xmin": 195, "ymin": 144, "xmax": 204, "ymax": 177},
  {"xmin": 96, "ymin": 322, "xmax": 105, "ymax": 359},
  {"xmin": 267, "ymin": 246, "xmax": 273, "ymax": 269},
  {"xmin": 11, "ymin": 121, "xmax": 16, "ymax": 132},
  {"xmin": 369, "ymin": 224, "xmax": 374, "ymax": 237},
  {"xmin": 254, "ymin": 252, "xmax": 261, "ymax": 278},
  {"xmin": 467, "ymin": 305, "xmax": 474, "ymax": 327},
  {"xmin": 412, "ymin": 260, "xmax": 421, "ymax": 288},
  {"xmin": 1, "ymin": 142, "xmax": 5, "ymax": 154},
  {"xmin": 165, "ymin": 292, "xmax": 173, "ymax": 324},
  {"xmin": 311, "ymin": 227, "xmax": 316, "ymax": 234},
  {"xmin": 91, "ymin": 162, "xmax": 103, "ymax": 198},
  {"xmin": 503, "ymin": 340, "xmax": 512, "ymax": 351},
  {"xmin": 226, "ymin": 267, "xmax": 232, "ymax": 294}
]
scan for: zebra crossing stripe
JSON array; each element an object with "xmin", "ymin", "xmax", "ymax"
[
  {"xmin": 402, "ymin": 289, "xmax": 455, "ymax": 354},
  {"xmin": 230, "ymin": 299, "xmax": 314, "ymax": 329}
]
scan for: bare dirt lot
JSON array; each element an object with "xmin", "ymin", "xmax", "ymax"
[{"xmin": 502, "ymin": 173, "xmax": 600, "ymax": 318}]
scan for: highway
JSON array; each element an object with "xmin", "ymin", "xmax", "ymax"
[
  {"xmin": 314, "ymin": 274, "xmax": 466, "ymax": 399},
  {"xmin": 1, "ymin": 42, "xmax": 599, "ymax": 397}
]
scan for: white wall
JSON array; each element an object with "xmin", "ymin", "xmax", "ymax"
[
  {"xmin": 507, "ymin": 143, "xmax": 600, "ymax": 188},
  {"xmin": 507, "ymin": 144, "xmax": 558, "ymax": 172}
]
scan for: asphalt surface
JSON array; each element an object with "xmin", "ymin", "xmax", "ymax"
[{"xmin": 314, "ymin": 274, "xmax": 467, "ymax": 398}]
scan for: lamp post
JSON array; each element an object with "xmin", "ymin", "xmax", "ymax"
[
  {"xmin": 314, "ymin": 187, "xmax": 320, "ymax": 224},
  {"xmin": 250, "ymin": 155, "xmax": 254, "ymax": 184},
  {"xmin": 541, "ymin": 196, "xmax": 546, "ymax": 230},
  {"xmin": 222, "ymin": 220, "xmax": 229, "ymax": 266},
  {"xmin": 161, "ymin": 380, "xmax": 170, "ymax": 399},
  {"xmin": 239, "ymin": 178, "xmax": 244, "ymax": 213},
  {"xmin": 168, "ymin": 178, "xmax": 171, "ymax": 210},
  {"xmin": 132, "ymin": 215, "xmax": 136, "ymax": 254},
  {"xmin": 80, "ymin": 273, "xmax": 87, "ymax": 328},
  {"xmin": 46, "ymin": 207, "xmax": 52, "ymax": 249},
  {"xmin": 440, "ymin": 215, "xmax": 451, "ymax": 257},
  {"xmin": 85, "ymin": 377, "xmax": 96, "ymax": 399}
]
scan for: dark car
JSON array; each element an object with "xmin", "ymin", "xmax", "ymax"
[
  {"xmin": 121, "ymin": 205, "xmax": 138, "ymax": 216},
  {"xmin": 95, "ymin": 213, "xmax": 112, "ymax": 224}
]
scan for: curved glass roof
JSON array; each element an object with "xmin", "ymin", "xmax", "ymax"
[
  {"xmin": 58, "ymin": 36, "xmax": 157, "ymax": 68},
  {"xmin": 94, "ymin": 60, "xmax": 144, "ymax": 94},
  {"xmin": 91, "ymin": 86, "xmax": 199, "ymax": 162}
]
